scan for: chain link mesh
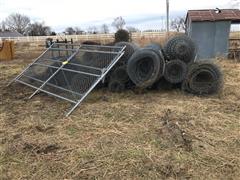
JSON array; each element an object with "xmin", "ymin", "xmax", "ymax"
[{"xmin": 16, "ymin": 43, "xmax": 124, "ymax": 105}]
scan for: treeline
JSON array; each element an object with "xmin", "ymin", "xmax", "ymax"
[
  {"xmin": 0, "ymin": 13, "xmax": 55, "ymax": 36},
  {"xmin": 0, "ymin": 13, "xmax": 186, "ymax": 36},
  {"xmin": 0, "ymin": 14, "xmax": 140, "ymax": 36}
]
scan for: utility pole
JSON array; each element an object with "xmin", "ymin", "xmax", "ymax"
[{"xmin": 166, "ymin": 0, "xmax": 169, "ymax": 37}]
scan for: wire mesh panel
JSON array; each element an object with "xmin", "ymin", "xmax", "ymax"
[{"xmin": 10, "ymin": 43, "xmax": 125, "ymax": 116}]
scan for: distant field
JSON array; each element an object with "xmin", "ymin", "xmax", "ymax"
[
  {"xmin": 0, "ymin": 32, "xmax": 169, "ymax": 44},
  {"xmin": 1, "ymin": 31, "xmax": 238, "ymax": 49},
  {"xmin": 0, "ymin": 36, "xmax": 240, "ymax": 179},
  {"xmin": 230, "ymin": 31, "xmax": 240, "ymax": 39}
]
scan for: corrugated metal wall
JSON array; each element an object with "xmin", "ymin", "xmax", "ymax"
[{"xmin": 187, "ymin": 21, "xmax": 231, "ymax": 60}]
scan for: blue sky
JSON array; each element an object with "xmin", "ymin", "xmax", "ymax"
[{"xmin": 0, "ymin": 0, "xmax": 239, "ymax": 32}]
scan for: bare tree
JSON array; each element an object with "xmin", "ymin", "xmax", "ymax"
[
  {"xmin": 101, "ymin": 24, "xmax": 109, "ymax": 34},
  {"xmin": 27, "ymin": 22, "xmax": 51, "ymax": 36},
  {"xmin": 4, "ymin": 13, "xmax": 30, "ymax": 34},
  {"xmin": 171, "ymin": 17, "xmax": 186, "ymax": 32},
  {"xmin": 87, "ymin": 26, "xmax": 98, "ymax": 34},
  {"xmin": 112, "ymin": 16, "xmax": 126, "ymax": 30},
  {"xmin": 0, "ymin": 21, "xmax": 6, "ymax": 32},
  {"xmin": 65, "ymin": 27, "xmax": 75, "ymax": 35},
  {"xmin": 126, "ymin": 26, "xmax": 140, "ymax": 33},
  {"xmin": 74, "ymin": 27, "xmax": 84, "ymax": 35},
  {"xmin": 51, "ymin": 31, "xmax": 57, "ymax": 36}
]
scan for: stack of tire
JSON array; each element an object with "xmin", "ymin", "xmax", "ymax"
[{"xmin": 110, "ymin": 35, "xmax": 223, "ymax": 95}]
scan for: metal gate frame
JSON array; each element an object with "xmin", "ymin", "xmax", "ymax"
[{"xmin": 8, "ymin": 43, "xmax": 125, "ymax": 116}]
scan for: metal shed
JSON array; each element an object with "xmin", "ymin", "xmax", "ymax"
[{"xmin": 185, "ymin": 9, "xmax": 240, "ymax": 60}]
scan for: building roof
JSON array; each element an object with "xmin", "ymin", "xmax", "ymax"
[
  {"xmin": 186, "ymin": 9, "xmax": 240, "ymax": 23},
  {"xmin": 0, "ymin": 31, "xmax": 23, "ymax": 38}
]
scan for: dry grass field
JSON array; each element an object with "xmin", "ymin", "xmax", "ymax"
[
  {"xmin": 0, "ymin": 41, "xmax": 240, "ymax": 179},
  {"xmin": 230, "ymin": 31, "xmax": 240, "ymax": 39}
]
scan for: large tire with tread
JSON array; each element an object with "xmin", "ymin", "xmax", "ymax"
[{"xmin": 127, "ymin": 48, "xmax": 161, "ymax": 88}]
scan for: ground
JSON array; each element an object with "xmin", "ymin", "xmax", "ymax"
[{"xmin": 0, "ymin": 42, "xmax": 240, "ymax": 179}]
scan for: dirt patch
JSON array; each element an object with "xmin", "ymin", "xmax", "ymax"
[{"xmin": 158, "ymin": 109, "xmax": 193, "ymax": 151}]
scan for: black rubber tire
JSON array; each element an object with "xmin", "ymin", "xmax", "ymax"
[
  {"xmin": 182, "ymin": 62, "xmax": 223, "ymax": 95},
  {"xmin": 163, "ymin": 35, "xmax": 197, "ymax": 63},
  {"xmin": 164, "ymin": 59, "xmax": 187, "ymax": 84},
  {"xmin": 144, "ymin": 43, "xmax": 165, "ymax": 77},
  {"xmin": 115, "ymin": 42, "xmax": 139, "ymax": 65},
  {"xmin": 127, "ymin": 48, "xmax": 161, "ymax": 88},
  {"xmin": 108, "ymin": 79, "xmax": 125, "ymax": 93},
  {"xmin": 111, "ymin": 65, "xmax": 130, "ymax": 83}
]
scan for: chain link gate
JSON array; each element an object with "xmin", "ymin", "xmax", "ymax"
[{"xmin": 8, "ymin": 43, "xmax": 125, "ymax": 116}]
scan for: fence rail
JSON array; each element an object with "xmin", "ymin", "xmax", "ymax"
[{"xmin": 0, "ymin": 32, "xmax": 167, "ymax": 43}]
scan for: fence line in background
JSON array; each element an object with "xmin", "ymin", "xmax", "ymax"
[{"xmin": 0, "ymin": 32, "xmax": 167, "ymax": 43}]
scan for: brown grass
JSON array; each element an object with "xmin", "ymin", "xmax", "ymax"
[
  {"xmin": 131, "ymin": 32, "xmax": 181, "ymax": 47},
  {"xmin": 0, "ymin": 41, "xmax": 240, "ymax": 179},
  {"xmin": 230, "ymin": 31, "xmax": 240, "ymax": 39}
]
